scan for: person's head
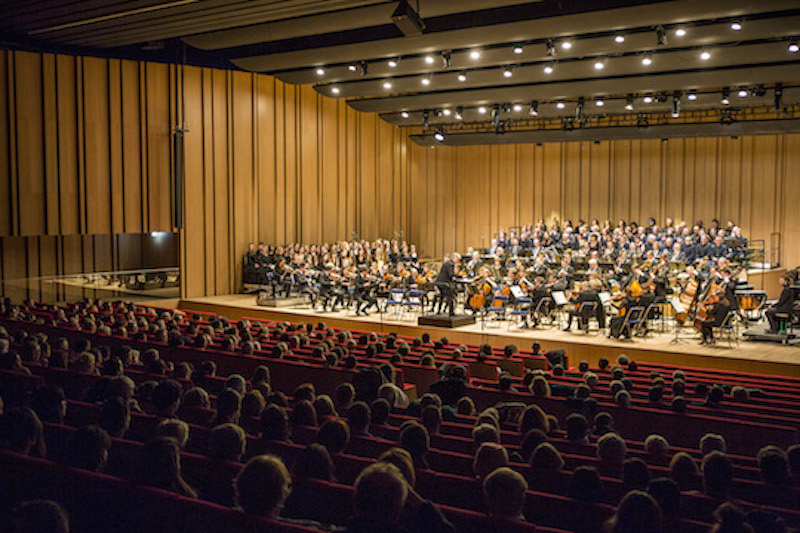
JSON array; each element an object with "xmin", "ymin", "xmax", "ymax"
[
  {"xmin": 597, "ymin": 432, "xmax": 627, "ymax": 465},
  {"xmin": 710, "ymin": 502, "xmax": 754, "ymax": 533},
  {"xmin": 156, "ymin": 418, "xmax": 189, "ymax": 450},
  {"xmin": 293, "ymin": 443, "xmax": 334, "ymax": 481},
  {"xmin": 786, "ymin": 444, "xmax": 800, "ymax": 477},
  {"xmin": 214, "ymin": 388, "xmax": 243, "ymax": 425},
  {"xmin": 647, "ymin": 477, "xmax": 680, "ymax": 519},
  {"xmin": 565, "ymin": 413, "xmax": 589, "ymax": 441},
  {"xmin": 347, "ymin": 401, "xmax": 371, "ymax": 435},
  {"xmin": 399, "ymin": 421, "xmax": 430, "ymax": 464},
  {"xmin": 472, "ymin": 423, "xmax": 500, "ymax": 446},
  {"xmin": 473, "ymin": 442, "xmax": 509, "ymax": 482},
  {"xmin": 700, "ymin": 433, "xmax": 727, "ymax": 455},
  {"xmin": 568, "ymin": 466, "xmax": 604, "ymax": 503},
  {"xmin": 30, "ymin": 385, "xmax": 66, "ymax": 424},
  {"xmin": 208, "ymin": 423, "xmax": 246, "ymax": 462},
  {"xmin": 420, "ymin": 404, "xmax": 442, "ymax": 436},
  {"xmin": 378, "ymin": 447, "xmax": 416, "ymax": 488},
  {"xmin": 151, "ymin": 379, "xmax": 183, "ymax": 417},
  {"xmin": 317, "ymin": 418, "xmax": 350, "ymax": 455},
  {"xmin": 623, "ymin": 458, "xmax": 651, "ymax": 491},
  {"xmin": 242, "ymin": 390, "xmax": 266, "ymax": 419},
  {"xmin": 456, "ymin": 396, "xmax": 476, "ymax": 416},
  {"xmin": 604, "ymin": 490, "xmax": 662, "ymax": 533},
  {"xmin": 261, "ymin": 404, "xmax": 289, "ymax": 441},
  {"xmin": 354, "ymin": 462, "xmax": 408, "ymax": 523},
  {"xmin": 289, "ymin": 399, "xmax": 318, "ymax": 427},
  {"xmin": 483, "ymin": 467, "xmax": 528, "ymax": 520},
  {"xmin": 518, "ymin": 404, "xmax": 549, "ymax": 435},
  {"xmin": 312, "ymin": 394, "xmax": 336, "ymax": 419},
  {"xmin": 529, "ymin": 376, "xmax": 551, "ymax": 398},
  {"xmin": 702, "ymin": 451, "xmax": 734, "ymax": 498},
  {"xmin": 138, "ymin": 436, "xmax": 193, "ymax": 496},
  {"xmin": 334, "ymin": 382, "xmax": 356, "ymax": 411},
  {"xmin": 235, "ymin": 454, "xmax": 292, "ymax": 518},
  {"xmin": 669, "ymin": 452, "xmax": 700, "ymax": 490},
  {"xmin": 615, "ymin": 390, "xmax": 631, "ymax": 408},
  {"xmin": 648, "ymin": 386, "xmax": 664, "ymax": 403},
  {"xmin": 66, "ymin": 425, "xmax": 111, "ymax": 472},
  {"xmin": 644, "ymin": 434, "xmax": 670, "ymax": 457},
  {"xmin": 13, "ymin": 500, "xmax": 69, "ymax": 533},
  {"xmin": 757, "ymin": 446, "xmax": 790, "ymax": 486},
  {"xmin": 370, "ymin": 398, "xmax": 391, "ymax": 426},
  {"xmin": 593, "ymin": 411, "xmax": 614, "ymax": 435},
  {"xmin": 529, "ymin": 442, "xmax": 565, "ymax": 472}
]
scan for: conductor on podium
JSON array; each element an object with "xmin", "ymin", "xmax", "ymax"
[{"xmin": 435, "ymin": 253, "xmax": 461, "ymax": 316}]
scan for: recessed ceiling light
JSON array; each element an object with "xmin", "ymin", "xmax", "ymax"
[
  {"xmin": 789, "ymin": 42, "xmax": 800, "ymax": 53},
  {"xmin": 675, "ymin": 28, "xmax": 687, "ymax": 37},
  {"xmin": 401, "ymin": 111, "xmax": 409, "ymax": 118},
  {"xmin": 641, "ymin": 56, "xmax": 652, "ymax": 66},
  {"xmin": 442, "ymin": 108, "xmax": 451, "ymax": 116},
  {"xmin": 561, "ymin": 40, "xmax": 572, "ymax": 50},
  {"xmin": 347, "ymin": 64, "xmax": 357, "ymax": 72},
  {"xmin": 700, "ymin": 51, "xmax": 711, "ymax": 60},
  {"xmin": 594, "ymin": 60, "xmax": 605, "ymax": 70},
  {"xmin": 383, "ymin": 81, "xmax": 392, "ymax": 89},
  {"xmin": 513, "ymin": 46, "xmax": 523, "ymax": 55},
  {"xmin": 457, "ymin": 72, "xmax": 467, "ymax": 82},
  {"xmin": 543, "ymin": 64, "xmax": 554, "ymax": 74},
  {"xmin": 513, "ymin": 104, "xmax": 522, "ymax": 112},
  {"xmin": 470, "ymin": 50, "xmax": 481, "ymax": 59},
  {"xmin": 687, "ymin": 91, "xmax": 698, "ymax": 101},
  {"xmin": 478, "ymin": 106, "xmax": 487, "ymax": 114},
  {"xmin": 556, "ymin": 101, "xmax": 566, "ymax": 109},
  {"xmin": 434, "ymin": 129, "xmax": 445, "ymax": 142},
  {"xmin": 424, "ymin": 55, "xmax": 435, "ymax": 64},
  {"xmin": 331, "ymin": 86, "xmax": 341, "ymax": 95},
  {"xmin": 730, "ymin": 22, "xmax": 742, "ymax": 31},
  {"xmin": 315, "ymin": 67, "xmax": 325, "ymax": 76},
  {"xmin": 421, "ymin": 76, "xmax": 431, "ymax": 86},
  {"xmin": 624, "ymin": 99, "xmax": 634, "ymax": 111},
  {"xmin": 502, "ymin": 67, "xmax": 513, "ymax": 78},
  {"xmin": 595, "ymin": 98, "xmax": 604, "ymax": 107},
  {"xmin": 737, "ymin": 88, "xmax": 748, "ymax": 97},
  {"xmin": 614, "ymin": 35, "xmax": 625, "ymax": 44},
  {"xmin": 388, "ymin": 59, "xmax": 398, "ymax": 68},
  {"xmin": 643, "ymin": 95, "xmax": 653, "ymax": 104}
]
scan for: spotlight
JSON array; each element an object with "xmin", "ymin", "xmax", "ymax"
[
  {"xmin": 421, "ymin": 76, "xmax": 431, "ymax": 86},
  {"xmin": 470, "ymin": 50, "xmax": 481, "ymax": 59},
  {"xmin": 789, "ymin": 42, "xmax": 799, "ymax": 53},
  {"xmin": 359, "ymin": 62, "xmax": 368, "ymax": 76},
  {"xmin": 455, "ymin": 107, "xmax": 463, "ymax": 120},
  {"xmin": 424, "ymin": 55, "xmax": 435, "ymax": 64},
  {"xmin": 687, "ymin": 90, "xmax": 698, "ymax": 101},
  {"xmin": 556, "ymin": 101, "xmax": 566, "ymax": 110},
  {"xmin": 383, "ymin": 80, "xmax": 393, "ymax": 89},
  {"xmin": 546, "ymin": 39, "xmax": 555, "ymax": 56},
  {"xmin": 529, "ymin": 101, "xmax": 539, "ymax": 116},
  {"xmin": 700, "ymin": 51, "xmax": 711, "ymax": 60},
  {"xmin": 730, "ymin": 21, "xmax": 742, "ymax": 31},
  {"xmin": 347, "ymin": 64, "xmax": 357, "ymax": 72},
  {"xmin": 422, "ymin": 111, "xmax": 430, "ymax": 129},
  {"xmin": 721, "ymin": 88, "xmax": 730, "ymax": 105},
  {"xmin": 433, "ymin": 128, "xmax": 445, "ymax": 142},
  {"xmin": 593, "ymin": 59, "xmax": 605, "ymax": 70},
  {"xmin": 656, "ymin": 26, "xmax": 667, "ymax": 45},
  {"xmin": 614, "ymin": 35, "xmax": 625, "ymax": 44},
  {"xmin": 513, "ymin": 45, "xmax": 523, "ymax": 55},
  {"xmin": 543, "ymin": 64, "xmax": 554, "ymax": 74},
  {"xmin": 442, "ymin": 108, "xmax": 451, "ymax": 116},
  {"xmin": 441, "ymin": 51, "xmax": 451, "ymax": 68},
  {"xmin": 737, "ymin": 88, "xmax": 748, "ymax": 98},
  {"xmin": 641, "ymin": 55, "xmax": 652, "ymax": 66},
  {"xmin": 503, "ymin": 67, "xmax": 513, "ymax": 78},
  {"xmin": 643, "ymin": 94, "xmax": 653, "ymax": 104},
  {"xmin": 774, "ymin": 83, "xmax": 783, "ymax": 110},
  {"xmin": 674, "ymin": 28, "xmax": 686, "ymax": 37},
  {"xmin": 478, "ymin": 106, "xmax": 487, "ymax": 114},
  {"xmin": 595, "ymin": 98, "xmax": 604, "ymax": 107},
  {"xmin": 401, "ymin": 111, "xmax": 410, "ymax": 118},
  {"xmin": 457, "ymin": 72, "xmax": 467, "ymax": 82},
  {"xmin": 388, "ymin": 58, "xmax": 398, "ymax": 68},
  {"xmin": 513, "ymin": 104, "xmax": 522, "ymax": 112},
  {"xmin": 625, "ymin": 94, "xmax": 634, "ymax": 110},
  {"xmin": 331, "ymin": 86, "xmax": 341, "ymax": 95},
  {"xmin": 671, "ymin": 95, "xmax": 681, "ymax": 118},
  {"xmin": 315, "ymin": 67, "xmax": 325, "ymax": 76}
]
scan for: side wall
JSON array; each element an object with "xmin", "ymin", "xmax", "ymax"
[{"xmin": 408, "ymin": 137, "xmax": 800, "ymax": 267}]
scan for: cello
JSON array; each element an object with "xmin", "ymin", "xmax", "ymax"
[{"xmin": 468, "ymin": 268, "xmax": 494, "ymax": 310}]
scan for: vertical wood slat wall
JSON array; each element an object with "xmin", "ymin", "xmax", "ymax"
[{"xmin": 408, "ymin": 137, "xmax": 800, "ymax": 270}]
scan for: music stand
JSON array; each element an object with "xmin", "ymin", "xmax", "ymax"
[{"xmin": 668, "ymin": 296, "xmax": 688, "ymax": 344}]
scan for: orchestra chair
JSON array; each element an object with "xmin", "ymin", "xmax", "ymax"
[
  {"xmin": 486, "ymin": 294, "xmax": 509, "ymax": 326},
  {"xmin": 637, "ymin": 303, "xmax": 658, "ymax": 338},
  {"xmin": 401, "ymin": 289, "xmax": 424, "ymax": 319},
  {"xmin": 621, "ymin": 306, "xmax": 647, "ymax": 339},
  {"xmin": 533, "ymin": 297, "xmax": 556, "ymax": 328},
  {"xmin": 508, "ymin": 296, "xmax": 531, "ymax": 330},
  {"xmin": 576, "ymin": 301, "xmax": 598, "ymax": 334},
  {"xmin": 385, "ymin": 288, "xmax": 406, "ymax": 317},
  {"xmin": 712, "ymin": 311, "xmax": 740, "ymax": 348}
]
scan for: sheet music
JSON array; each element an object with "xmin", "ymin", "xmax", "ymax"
[
  {"xmin": 552, "ymin": 291, "xmax": 568, "ymax": 306},
  {"xmin": 669, "ymin": 296, "xmax": 687, "ymax": 314}
]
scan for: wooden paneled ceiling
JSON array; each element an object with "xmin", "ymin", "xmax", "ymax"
[{"xmin": 2, "ymin": 0, "xmax": 799, "ymax": 144}]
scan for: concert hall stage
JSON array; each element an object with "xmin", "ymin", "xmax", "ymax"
[{"xmin": 179, "ymin": 294, "xmax": 800, "ymax": 379}]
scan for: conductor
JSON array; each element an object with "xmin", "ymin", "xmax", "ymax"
[{"xmin": 435, "ymin": 253, "xmax": 461, "ymax": 316}]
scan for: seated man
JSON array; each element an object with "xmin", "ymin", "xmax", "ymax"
[
  {"xmin": 483, "ymin": 467, "xmax": 528, "ymax": 522},
  {"xmin": 608, "ymin": 286, "xmax": 641, "ymax": 339},
  {"xmin": 564, "ymin": 280, "xmax": 605, "ymax": 332},
  {"xmin": 765, "ymin": 276, "xmax": 795, "ymax": 334}
]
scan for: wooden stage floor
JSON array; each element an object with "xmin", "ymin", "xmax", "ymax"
[{"xmin": 180, "ymin": 294, "xmax": 800, "ymax": 378}]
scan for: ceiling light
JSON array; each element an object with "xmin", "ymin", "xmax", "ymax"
[
  {"xmin": 348, "ymin": 64, "xmax": 357, "ymax": 72},
  {"xmin": 561, "ymin": 40, "xmax": 572, "ymax": 50},
  {"xmin": 400, "ymin": 111, "xmax": 409, "ymax": 118},
  {"xmin": 737, "ymin": 88, "xmax": 748, "ymax": 98},
  {"xmin": 470, "ymin": 50, "xmax": 481, "ymax": 60},
  {"xmin": 421, "ymin": 76, "xmax": 431, "ymax": 86},
  {"xmin": 625, "ymin": 94, "xmax": 634, "ymax": 111},
  {"xmin": 502, "ymin": 67, "xmax": 513, "ymax": 78},
  {"xmin": 593, "ymin": 59, "xmax": 605, "ymax": 70},
  {"xmin": 442, "ymin": 108, "xmax": 451, "ymax": 116},
  {"xmin": 457, "ymin": 72, "xmax": 467, "ymax": 82},
  {"xmin": 721, "ymin": 88, "xmax": 730, "ymax": 105},
  {"xmin": 513, "ymin": 45, "xmax": 523, "ymax": 55},
  {"xmin": 687, "ymin": 90, "xmax": 698, "ymax": 101},
  {"xmin": 543, "ymin": 64, "xmax": 554, "ymax": 74},
  {"xmin": 674, "ymin": 28, "xmax": 686, "ymax": 37},
  {"xmin": 331, "ymin": 86, "xmax": 341, "ymax": 95},
  {"xmin": 383, "ymin": 81, "xmax": 393, "ymax": 89},
  {"xmin": 455, "ymin": 107, "xmax": 463, "ymax": 120},
  {"xmin": 315, "ymin": 67, "xmax": 325, "ymax": 76},
  {"xmin": 513, "ymin": 104, "xmax": 522, "ymax": 112},
  {"xmin": 424, "ymin": 55, "xmax": 435, "ymax": 64},
  {"xmin": 643, "ymin": 95, "xmax": 653, "ymax": 104},
  {"xmin": 789, "ymin": 42, "xmax": 799, "ymax": 53},
  {"xmin": 434, "ymin": 129, "xmax": 445, "ymax": 142},
  {"xmin": 546, "ymin": 39, "xmax": 555, "ymax": 56},
  {"xmin": 388, "ymin": 59, "xmax": 398, "ymax": 68},
  {"xmin": 595, "ymin": 98, "xmax": 604, "ymax": 107},
  {"xmin": 730, "ymin": 21, "xmax": 742, "ymax": 31},
  {"xmin": 529, "ymin": 101, "xmax": 539, "ymax": 116},
  {"xmin": 556, "ymin": 101, "xmax": 566, "ymax": 109},
  {"xmin": 614, "ymin": 35, "xmax": 625, "ymax": 44},
  {"xmin": 700, "ymin": 51, "xmax": 711, "ymax": 60},
  {"xmin": 478, "ymin": 106, "xmax": 487, "ymax": 114},
  {"xmin": 641, "ymin": 55, "xmax": 652, "ymax": 66}
]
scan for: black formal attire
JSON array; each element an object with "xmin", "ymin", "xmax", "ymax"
[
  {"xmin": 700, "ymin": 301, "xmax": 730, "ymax": 343},
  {"xmin": 565, "ymin": 290, "xmax": 605, "ymax": 330},
  {"xmin": 608, "ymin": 296, "xmax": 639, "ymax": 338},
  {"xmin": 766, "ymin": 286, "xmax": 796, "ymax": 333},
  {"xmin": 434, "ymin": 260, "xmax": 457, "ymax": 315},
  {"xmin": 526, "ymin": 286, "xmax": 552, "ymax": 327}
]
